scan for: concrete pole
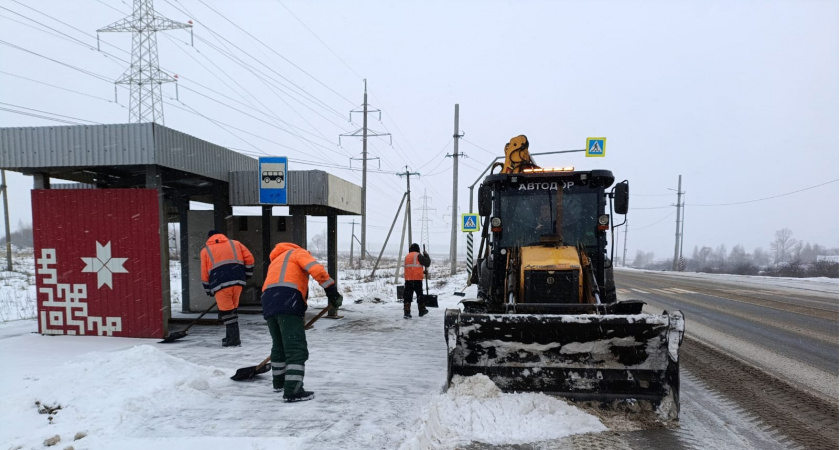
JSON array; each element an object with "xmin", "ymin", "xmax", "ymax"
[
  {"xmin": 449, "ymin": 104, "xmax": 460, "ymax": 275},
  {"xmin": 406, "ymin": 171, "xmax": 413, "ymax": 245},
  {"xmin": 672, "ymin": 175, "xmax": 682, "ymax": 271},
  {"xmin": 350, "ymin": 220, "xmax": 355, "ymax": 268},
  {"xmin": 1, "ymin": 170, "xmax": 11, "ymax": 272},
  {"xmin": 622, "ymin": 220, "xmax": 629, "ymax": 267}
]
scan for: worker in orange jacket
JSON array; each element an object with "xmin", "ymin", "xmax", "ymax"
[
  {"xmin": 403, "ymin": 243, "xmax": 431, "ymax": 319},
  {"xmin": 261, "ymin": 242, "xmax": 342, "ymax": 402},
  {"xmin": 200, "ymin": 230, "xmax": 255, "ymax": 347}
]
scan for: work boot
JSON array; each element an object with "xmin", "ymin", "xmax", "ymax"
[
  {"xmin": 222, "ymin": 323, "xmax": 241, "ymax": 347},
  {"xmin": 283, "ymin": 387, "xmax": 314, "ymax": 403},
  {"xmin": 403, "ymin": 303, "xmax": 412, "ymax": 319},
  {"xmin": 419, "ymin": 308, "xmax": 429, "ymax": 317},
  {"xmin": 418, "ymin": 300, "xmax": 428, "ymax": 317}
]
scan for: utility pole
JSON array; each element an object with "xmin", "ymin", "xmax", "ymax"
[
  {"xmin": 397, "ymin": 167, "xmax": 419, "ymax": 245},
  {"xmin": 447, "ymin": 104, "xmax": 465, "ymax": 276},
  {"xmin": 622, "ymin": 220, "xmax": 629, "ymax": 267},
  {"xmin": 340, "ymin": 80, "xmax": 390, "ymax": 264},
  {"xmin": 349, "ymin": 219, "xmax": 356, "ymax": 268},
  {"xmin": 417, "ymin": 190, "xmax": 435, "ymax": 252},
  {"xmin": 97, "ymin": 0, "xmax": 192, "ymax": 124},
  {"xmin": 679, "ymin": 194, "xmax": 686, "ymax": 270},
  {"xmin": 1, "ymin": 170, "xmax": 11, "ymax": 271},
  {"xmin": 672, "ymin": 175, "xmax": 684, "ymax": 271}
]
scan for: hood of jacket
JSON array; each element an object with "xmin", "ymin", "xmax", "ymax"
[
  {"xmin": 206, "ymin": 233, "xmax": 229, "ymax": 245},
  {"xmin": 269, "ymin": 242, "xmax": 302, "ymax": 262}
]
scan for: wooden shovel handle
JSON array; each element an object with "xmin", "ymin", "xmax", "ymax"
[{"xmin": 255, "ymin": 305, "xmax": 332, "ymax": 371}]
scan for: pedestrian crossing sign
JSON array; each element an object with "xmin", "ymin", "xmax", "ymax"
[
  {"xmin": 461, "ymin": 213, "xmax": 480, "ymax": 232},
  {"xmin": 586, "ymin": 137, "xmax": 606, "ymax": 157}
]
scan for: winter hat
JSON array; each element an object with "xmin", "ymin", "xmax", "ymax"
[
  {"xmin": 208, "ymin": 229, "xmax": 221, "ymax": 238},
  {"xmin": 409, "ymin": 243, "xmax": 420, "ymax": 253}
]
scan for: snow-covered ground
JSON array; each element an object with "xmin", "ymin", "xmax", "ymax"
[
  {"xmin": 1, "ymin": 256, "xmax": 605, "ymax": 449},
  {"xmin": 3, "ymin": 252, "xmax": 833, "ymax": 449}
]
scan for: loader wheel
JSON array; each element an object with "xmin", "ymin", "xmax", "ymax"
[{"xmin": 604, "ymin": 265, "xmax": 617, "ymax": 303}]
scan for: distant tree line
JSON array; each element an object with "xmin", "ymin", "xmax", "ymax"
[
  {"xmin": 628, "ymin": 227, "xmax": 839, "ymax": 278},
  {"xmin": 0, "ymin": 221, "xmax": 33, "ymax": 248}
]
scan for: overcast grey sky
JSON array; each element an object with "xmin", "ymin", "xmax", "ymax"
[{"xmin": 1, "ymin": 0, "xmax": 837, "ymax": 260}]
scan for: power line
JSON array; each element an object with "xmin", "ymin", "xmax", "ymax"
[
  {"xmin": 687, "ymin": 179, "xmax": 839, "ymax": 207},
  {"xmin": 161, "ymin": 0, "xmax": 350, "ymax": 122},
  {"xmin": 634, "ymin": 212, "xmax": 675, "ymax": 231},
  {"xmin": 195, "ymin": 0, "xmax": 357, "ymax": 108},
  {"xmin": 276, "ymin": 0, "xmax": 363, "ymax": 81}
]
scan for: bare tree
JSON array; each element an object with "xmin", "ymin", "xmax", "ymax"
[
  {"xmin": 771, "ymin": 228, "xmax": 798, "ymax": 265},
  {"xmin": 309, "ymin": 230, "xmax": 327, "ymax": 257},
  {"xmin": 728, "ymin": 244, "xmax": 747, "ymax": 266},
  {"xmin": 753, "ymin": 247, "xmax": 770, "ymax": 267}
]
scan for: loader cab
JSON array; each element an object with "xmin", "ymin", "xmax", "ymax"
[
  {"xmin": 478, "ymin": 170, "xmax": 616, "ymax": 308},
  {"xmin": 483, "ymin": 169, "xmax": 613, "ymax": 250}
]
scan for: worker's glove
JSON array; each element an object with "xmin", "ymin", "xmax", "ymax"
[
  {"xmin": 328, "ymin": 292, "xmax": 343, "ymax": 309},
  {"xmin": 423, "ymin": 251, "xmax": 429, "ymax": 258}
]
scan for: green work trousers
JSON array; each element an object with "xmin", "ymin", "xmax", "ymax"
[{"xmin": 267, "ymin": 314, "xmax": 309, "ymax": 392}]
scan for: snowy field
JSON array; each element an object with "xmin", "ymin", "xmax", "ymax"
[{"xmin": 0, "ymin": 256, "xmax": 606, "ymax": 450}]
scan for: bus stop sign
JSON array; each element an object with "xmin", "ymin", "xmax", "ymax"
[{"xmin": 259, "ymin": 157, "xmax": 287, "ymax": 204}]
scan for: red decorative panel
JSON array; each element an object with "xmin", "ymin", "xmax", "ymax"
[{"xmin": 32, "ymin": 189, "xmax": 163, "ymax": 338}]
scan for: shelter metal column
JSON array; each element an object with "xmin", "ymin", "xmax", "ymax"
[
  {"xmin": 212, "ymin": 183, "xmax": 231, "ymax": 234},
  {"xmin": 290, "ymin": 207, "xmax": 307, "ymax": 248},
  {"xmin": 146, "ymin": 165, "xmax": 171, "ymax": 333},
  {"xmin": 261, "ymin": 205, "xmax": 271, "ymax": 278},
  {"xmin": 327, "ymin": 213, "xmax": 339, "ymax": 317},
  {"xmin": 33, "ymin": 173, "xmax": 50, "ymax": 189},
  {"xmin": 177, "ymin": 196, "xmax": 190, "ymax": 313}
]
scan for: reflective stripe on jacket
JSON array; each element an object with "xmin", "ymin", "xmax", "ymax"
[
  {"xmin": 404, "ymin": 251, "xmax": 425, "ymax": 281},
  {"xmin": 261, "ymin": 242, "xmax": 335, "ymax": 318},
  {"xmin": 200, "ymin": 234, "xmax": 255, "ymax": 295}
]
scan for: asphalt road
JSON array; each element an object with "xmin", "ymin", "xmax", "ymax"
[{"xmin": 615, "ymin": 269, "xmax": 838, "ymax": 375}]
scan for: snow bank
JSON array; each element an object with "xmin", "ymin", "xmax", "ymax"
[
  {"xmin": 0, "ymin": 344, "xmax": 302, "ymax": 449},
  {"xmin": 400, "ymin": 374, "xmax": 606, "ymax": 449}
]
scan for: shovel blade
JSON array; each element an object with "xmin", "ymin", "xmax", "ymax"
[
  {"xmin": 158, "ymin": 330, "xmax": 188, "ymax": 343},
  {"xmin": 230, "ymin": 363, "xmax": 271, "ymax": 381}
]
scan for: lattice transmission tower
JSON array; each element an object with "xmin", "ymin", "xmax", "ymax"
[
  {"xmin": 98, "ymin": 0, "xmax": 192, "ymax": 124},
  {"xmin": 417, "ymin": 190, "xmax": 435, "ymax": 252}
]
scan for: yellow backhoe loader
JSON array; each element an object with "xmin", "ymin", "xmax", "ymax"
[{"xmin": 444, "ymin": 135, "xmax": 685, "ymax": 421}]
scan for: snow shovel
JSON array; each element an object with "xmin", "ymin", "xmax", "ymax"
[
  {"xmin": 420, "ymin": 245, "xmax": 438, "ymax": 308},
  {"xmin": 453, "ymin": 285, "xmax": 467, "ymax": 297},
  {"xmin": 230, "ymin": 305, "xmax": 332, "ymax": 381},
  {"xmin": 158, "ymin": 301, "xmax": 217, "ymax": 343}
]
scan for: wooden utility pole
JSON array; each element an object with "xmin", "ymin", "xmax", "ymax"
[{"xmin": 447, "ymin": 104, "xmax": 465, "ymax": 275}]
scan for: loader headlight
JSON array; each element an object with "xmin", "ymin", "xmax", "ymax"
[
  {"xmin": 598, "ymin": 214, "xmax": 610, "ymax": 225},
  {"xmin": 491, "ymin": 217, "xmax": 502, "ymax": 227}
]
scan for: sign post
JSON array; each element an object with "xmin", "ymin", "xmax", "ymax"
[{"xmin": 259, "ymin": 157, "xmax": 288, "ymax": 204}]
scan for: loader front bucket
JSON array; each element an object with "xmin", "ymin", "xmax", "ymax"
[{"xmin": 444, "ymin": 308, "xmax": 685, "ymax": 421}]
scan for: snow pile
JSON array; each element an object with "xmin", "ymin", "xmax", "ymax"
[
  {"xmin": 400, "ymin": 374, "xmax": 606, "ymax": 449},
  {"xmin": 0, "ymin": 344, "xmax": 303, "ymax": 449}
]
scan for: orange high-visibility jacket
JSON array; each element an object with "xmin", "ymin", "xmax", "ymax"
[
  {"xmin": 404, "ymin": 251, "xmax": 425, "ymax": 281},
  {"xmin": 261, "ymin": 242, "xmax": 335, "ymax": 318},
  {"xmin": 200, "ymin": 233, "xmax": 255, "ymax": 295}
]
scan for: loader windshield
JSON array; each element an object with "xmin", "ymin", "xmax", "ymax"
[{"xmin": 498, "ymin": 188, "xmax": 598, "ymax": 247}]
